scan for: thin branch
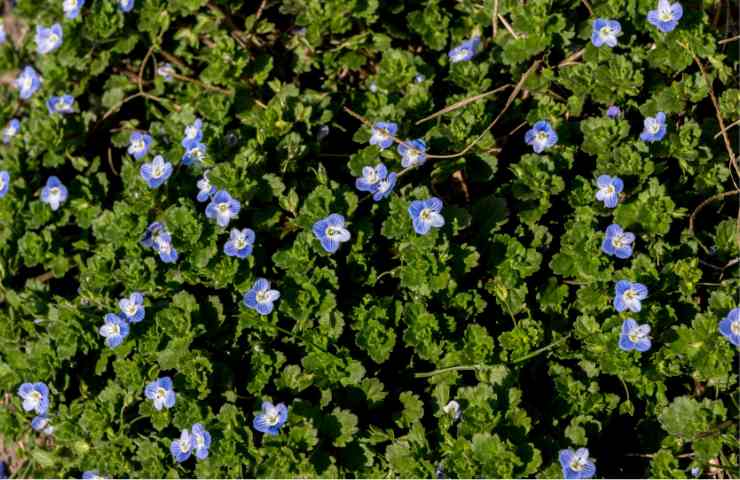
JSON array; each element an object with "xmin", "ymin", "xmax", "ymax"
[
  {"xmin": 558, "ymin": 48, "xmax": 586, "ymax": 67},
  {"xmin": 580, "ymin": 0, "xmax": 595, "ymax": 16},
  {"xmin": 138, "ymin": 46, "xmax": 155, "ymax": 94},
  {"xmin": 497, "ymin": 15, "xmax": 519, "ymax": 39},
  {"xmin": 492, "ymin": 0, "xmax": 499, "ymax": 38},
  {"xmin": 714, "ymin": 118, "xmax": 740, "ymax": 139},
  {"xmin": 169, "ymin": 72, "xmax": 233, "ymax": 96},
  {"xmin": 718, "ymin": 34, "xmax": 740, "ymax": 44},
  {"xmin": 688, "ymin": 190, "xmax": 740, "ymax": 240},
  {"xmin": 415, "ymin": 84, "xmax": 512, "ymax": 125}
]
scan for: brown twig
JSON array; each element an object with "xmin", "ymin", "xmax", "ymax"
[
  {"xmin": 718, "ymin": 34, "xmax": 740, "ymax": 44},
  {"xmin": 138, "ymin": 46, "xmax": 155, "ymax": 94},
  {"xmin": 497, "ymin": 15, "xmax": 519, "ymax": 39},
  {"xmin": 492, "ymin": 0, "xmax": 499, "ymax": 38},
  {"xmin": 169, "ymin": 72, "xmax": 233, "ymax": 96},
  {"xmin": 255, "ymin": 0, "xmax": 268, "ymax": 20},
  {"xmin": 714, "ymin": 118, "xmax": 740, "ymax": 139},
  {"xmin": 415, "ymin": 84, "xmax": 513, "ymax": 125},
  {"xmin": 688, "ymin": 190, "xmax": 740, "ymax": 251},
  {"xmin": 558, "ymin": 48, "xmax": 586, "ymax": 67},
  {"xmin": 580, "ymin": 0, "xmax": 595, "ymax": 16},
  {"xmin": 107, "ymin": 147, "xmax": 118, "ymax": 176}
]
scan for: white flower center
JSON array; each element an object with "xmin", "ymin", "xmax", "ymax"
[
  {"xmin": 179, "ymin": 438, "xmax": 190, "ymax": 453},
  {"xmin": 186, "ymin": 126, "xmax": 198, "ymax": 139},
  {"xmin": 570, "ymin": 457, "xmax": 587, "ymax": 472},
  {"xmin": 648, "ymin": 120, "xmax": 660, "ymax": 134},
  {"xmin": 195, "ymin": 434, "xmax": 204, "ymax": 448},
  {"xmin": 234, "ymin": 236, "xmax": 247, "ymax": 249},
  {"xmin": 218, "ymin": 202, "xmax": 229, "ymax": 214},
  {"xmin": 256, "ymin": 290, "xmax": 270, "ymax": 303},
  {"xmin": 535, "ymin": 131, "xmax": 549, "ymax": 143},
  {"xmin": 420, "ymin": 208, "xmax": 433, "ymax": 221},
  {"xmin": 375, "ymin": 129, "xmax": 390, "ymax": 141},
  {"xmin": 21, "ymin": 76, "xmax": 32, "ymax": 91},
  {"xmin": 49, "ymin": 187, "xmax": 60, "ymax": 198},
  {"xmin": 199, "ymin": 179, "xmax": 211, "ymax": 191},
  {"xmin": 30, "ymin": 391, "xmax": 42, "ymax": 404},
  {"xmin": 264, "ymin": 408, "xmax": 280, "ymax": 426},
  {"xmin": 624, "ymin": 289, "xmax": 638, "ymax": 301},
  {"xmin": 132, "ymin": 139, "xmax": 144, "ymax": 152},
  {"xmin": 599, "ymin": 26, "xmax": 613, "ymax": 39},
  {"xmin": 159, "ymin": 243, "xmax": 171, "ymax": 254},
  {"xmin": 731, "ymin": 320, "xmax": 740, "ymax": 336},
  {"xmin": 628, "ymin": 328, "xmax": 645, "ymax": 343},
  {"xmin": 602, "ymin": 184, "xmax": 615, "ymax": 196},
  {"xmin": 152, "ymin": 165, "xmax": 163, "ymax": 178},
  {"xmin": 452, "ymin": 48, "xmax": 470, "ymax": 62},
  {"xmin": 155, "ymin": 387, "xmax": 166, "ymax": 400},
  {"xmin": 6, "ymin": 125, "xmax": 16, "ymax": 136},
  {"xmin": 46, "ymin": 33, "xmax": 59, "ymax": 48},
  {"xmin": 125, "ymin": 303, "xmax": 137, "ymax": 316},
  {"xmin": 366, "ymin": 169, "xmax": 379, "ymax": 184},
  {"xmin": 611, "ymin": 234, "xmax": 625, "ymax": 248},
  {"xmin": 110, "ymin": 323, "xmax": 120, "ymax": 336},
  {"xmin": 64, "ymin": 0, "xmax": 77, "ymax": 9},
  {"xmin": 0, "ymin": 177, "xmax": 4, "ymax": 190},
  {"xmin": 658, "ymin": 5, "xmax": 673, "ymax": 21}
]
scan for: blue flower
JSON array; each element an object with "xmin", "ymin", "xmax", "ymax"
[
  {"xmin": 0, "ymin": 171, "xmax": 9, "ymax": 198},
  {"xmin": 41, "ymin": 176, "xmax": 68, "ymax": 211},
  {"xmin": 369, "ymin": 122, "xmax": 397, "ymax": 150},
  {"xmin": 35, "ymin": 24, "xmax": 63, "ymax": 54},
  {"xmin": 119, "ymin": 292, "xmax": 145, "ymax": 323},
  {"xmin": 253, "ymin": 401, "xmax": 288, "ymax": 435},
  {"xmin": 373, "ymin": 172, "xmax": 397, "ymax": 201},
  {"xmin": 442, "ymin": 400, "xmax": 462, "ymax": 421},
  {"xmin": 3, "ymin": 118, "xmax": 20, "ymax": 144},
  {"xmin": 595, "ymin": 175, "xmax": 623, "ymax": 208},
  {"xmin": 63, "ymin": 0, "xmax": 85, "ymax": 19},
  {"xmin": 46, "ymin": 95, "xmax": 75, "ymax": 115},
  {"xmin": 99, "ymin": 313, "xmax": 129, "ymax": 348},
  {"xmin": 524, "ymin": 121, "xmax": 558, "ymax": 153},
  {"xmin": 156, "ymin": 238, "xmax": 178, "ymax": 263},
  {"xmin": 639, "ymin": 112, "xmax": 667, "ymax": 142},
  {"xmin": 369, "ymin": 81, "xmax": 378, "ymax": 93},
  {"xmin": 312, "ymin": 214, "xmax": 351, "ymax": 253},
  {"xmin": 140, "ymin": 155, "xmax": 173, "ymax": 188},
  {"xmin": 17, "ymin": 382, "xmax": 49, "ymax": 415},
  {"xmin": 0, "ymin": 24, "xmax": 5, "ymax": 44},
  {"xmin": 182, "ymin": 118, "xmax": 203, "ymax": 148},
  {"xmin": 647, "ymin": 0, "xmax": 682, "ymax": 32},
  {"xmin": 169, "ymin": 429, "xmax": 192, "ymax": 463},
  {"xmin": 196, "ymin": 172, "xmax": 216, "ymax": 202},
  {"xmin": 140, "ymin": 221, "xmax": 166, "ymax": 249},
  {"xmin": 408, "ymin": 197, "xmax": 445, "ymax": 235},
  {"xmin": 31, "ymin": 415, "xmax": 54, "ymax": 435},
  {"xmin": 606, "ymin": 106, "xmax": 621, "ymax": 118},
  {"xmin": 354, "ymin": 164, "xmax": 397, "ymax": 201},
  {"xmin": 118, "ymin": 0, "xmax": 134, "ymax": 13},
  {"xmin": 181, "ymin": 142, "xmax": 206, "ymax": 166},
  {"xmin": 145, "ymin": 377, "xmax": 176, "ymax": 411},
  {"xmin": 415, "ymin": 74, "xmax": 425, "ymax": 83},
  {"xmin": 448, "ymin": 37, "xmax": 480, "ymax": 63},
  {"xmin": 618, "ymin": 318, "xmax": 652, "ymax": 352},
  {"xmin": 243, "ymin": 278, "xmax": 280, "ymax": 315},
  {"xmin": 205, "ymin": 190, "xmax": 240, "ymax": 227},
  {"xmin": 601, "ymin": 224, "xmax": 635, "ymax": 259},
  {"xmin": 591, "ymin": 18, "xmax": 621, "ymax": 47},
  {"xmin": 355, "ymin": 164, "xmax": 387, "ymax": 193},
  {"xmin": 224, "ymin": 228, "xmax": 255, "ymax": 258},
  {"xmin": 127, "ymin": 132, "xmax": 152, "ymax": 159},
  {"xmin": 82, "ymin": 471, "xmax": 106, "ymax": 479},
  {"xmin": 191, "ymin": 423, "xmax": 212, "ymax": 460},
  {"xmin": 157, "ymin": 62, "xmax": 174, "ymax": 81},
  {"xmin": 16, "ymin": 66, "xmax": 41, "ymax": 100},
  {"xmin": 719, "ymin": 308, "xmax": 740, "ymax": 347},
  {"xmin": 614, "ymin": 280, "xmax": 648, "ymax": 313},
  {"xmin": 398, "ymin": 139, "xmax": 427, "ymax": 168},
  {"xmin": 559, "ymin": 448, "xmax": 596, "ymax": 479}
]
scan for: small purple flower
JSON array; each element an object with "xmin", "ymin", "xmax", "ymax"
[
  {"xmin": 17, "ymin": 382, "xmax": 49, "ymax": 415},
  {"xmin": 170, "ymin": 429, "xmax": 192, "ymax": 463},
  {"xmin": 373, "ymin": 172, "xmax": 397, "ymax": 201},
  {"xmin": 606, "ymin": 106, "xmax": 621, "ymax": 118},
  {"xmin": 156, "ymin": 239, "xmax": 178, "ymax": 263},
  {"xmin": 595, "ymin": 175, "xmax": 623, "ymax": 208},
  {"xmin": 36, "ymin": 24, "xmax": 63, "ymax": 54},
  {"xmin": 614, "ymin": 280, "xmax": 648, "ymax": 313},
  {"xmin": 119, "ymin": 0, "xmax": 135, "ymax": 13},
  {"xmin": 181, "ymin": 142, "xmax": 206, "ymax": 166},
  {"xmin": 369, "ymin": 122, "xmax": 397, "ymax": 150},
  {"xmin": 41, "ymin": 176, "xmax": 68, "ymax": 211},
  {"xmin": 0, "ymin": 24, "xmax": 5, "ymax": 44},
  {"xmin": 618, "ymin": 318, "xmax": 652, "ymax": 352},
  {"xmin": 47, "ymin": 95, "xmax": 75, "ymax": 115},
  {"xmin": 601, "ymin": 224, "xmax": 635, "ymax": 259},
  {"xmin": 140, "ymin": 221, "xmax": 166, "ymax": 249},
  {"xmin": 448, "ymin": 37, "xmax": 480, "ymax": 63},
  {"xmin": 415, "ymin": 74, "xmax": 426, "ymax": 83},
  {"xmin": 524, "ymin": 121, "xmax": 558, "ymax": 153},
  {"xmin": 0, "ymin": 171, "xmax": 9, "ymax": 198},
  {"xmin": 253, "ymin": 401, "xmax": 288, "ymax": 435},
  {"xmin": 119, "ymin": 292, "xmax": 145, "ymax": 323},
  {"xmin": 3, "ymin": 118, "xmax": 20, "ymax": 144},
  {"xmin": 16, "ymin": 66, "xmax": 42, "ymax": 100},
  {"xmin": 196, "ymin": 172, "xmax": 216, "ymax": 202},
  {"xmin": 127, "ymin": 132, "xmax": 152, "ymax": 159},
  {"xmin": 205, "ymin": 190, "xmax": 240, "ymax": 227},
  {"xmin": 82, "ymin": 471, "xmax": 105, "ymax": 479},
  {"xmin": 140, "ymin": 155, "xmax": 173, "ymax": 188},
  {"xmin": 224, "ymin": 228, "xmax": 255, "ymax": 259},
  {"xmin": 31, "ymin": 415, "xmax": 54, "ymax": 435},
  {"xmin": 442, "ymin": 400, "xmax": 462, "ymax": 421},
  {"xmin": 640, "ymin": 112, "xmax": 667, "ymax": 142},
  {"xmin": 99, "ymin": 313, "xmax": 129, "ymax": 348},
  {"xmin": 312, "ymin": 214, "xmax": 351, "ymax": 253},
  {"xmin": 408, "ymin": 197, "xmax": 444, "ymax": 235},
  {"xmin": 398, "ymin": 139, "xmax": 427, "ymax": 168},
  {"xmin": 191, "ymin": 423, "xmax": 212, "ymax": 460},
  {"xmin": 145, "ymin": 377, "xmax": 176, "ymax": 411},
  {"xmin": 355, "ymin": 164, "xmax": 387, "ymax": 193},
  {"xmin": 719, "ymin": 308, "xmax": 740, "ymax": 347},
  {"xmin": 182, "ymin": 118, "xmax": 203, "ymax": 149},
  {"xmin": 647, "ymin": 0, "xmax": 683, "ymax": 32},
  {"xmin": 243, "ymin": 278, "xmax": 280, "ymax": 316},
  {"xmin": 559, "ymin": 448, "xmax": 596, "ymax": 479},
  {"xmin": 63, "ymin": 0, "xmax": 85, "ymax": 19},
  {"xmin": 591, "ymin": 18, "xmax": 621, "ymax": 47}
]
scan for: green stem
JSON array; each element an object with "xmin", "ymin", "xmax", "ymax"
[{"xmin": 414, "ymin": 334, "xmax": 572, "ymax": 379}]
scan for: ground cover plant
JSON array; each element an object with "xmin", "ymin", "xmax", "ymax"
[{"xmin": 0, "ymin": 0, "xmax": 738, "ymax": 478}]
